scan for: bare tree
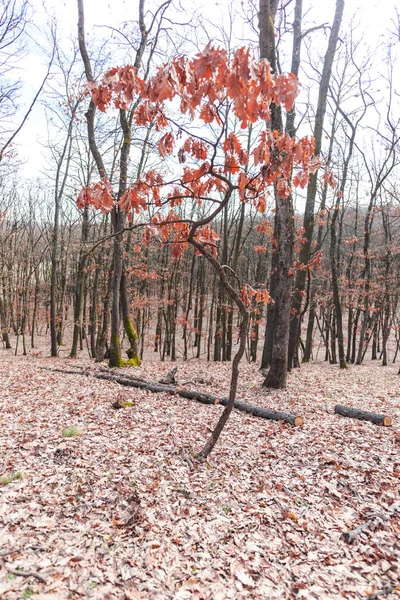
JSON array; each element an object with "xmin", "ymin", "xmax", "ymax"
[{"xmin": 0, "ymin": 0, "xmax": 54, "ymax": 168}]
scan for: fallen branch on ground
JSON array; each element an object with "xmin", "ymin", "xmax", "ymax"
[
  {"xmin": 5, "ymin": 566, "xmax": 47, "ymax": 583},
  {"xmin": 99, "ymin": 366, "xmax": 146, "ymax": 381},
  {"xmin": 38, "ymin": 367, "xmax": 91, "ymax": 376},
  {"xmin": 343, "ymin": 501, "xmax": 400, "ymax": 543},
  {"xmin": 334, "ymin": 404, "xmax": 391, "ymax": 427},
  {"xmin": 95, "ymin": 371, "xmax": 303, "ymax": 426},
  {"xmin": 342, "ymin": 519, "xmax": 378, "ymax": 543}
]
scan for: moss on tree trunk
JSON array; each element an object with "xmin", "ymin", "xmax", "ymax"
[
  {"xmin": 109, "ymin": 334, "xmax": 126, "ymax": 367},
  {"xmin": 124, "ymin": 316, "xmax": 141, "ymax": 366}
]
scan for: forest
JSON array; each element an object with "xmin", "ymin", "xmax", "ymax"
[{"xmin": 0, "ymin": 0, "xmax": 400, "ymax": 598}]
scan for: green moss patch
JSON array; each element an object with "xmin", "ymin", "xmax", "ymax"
[
  {"xmin": 127, "ymin": 356, "xmax": 141, "ymax": 366},
  {"xmin": 62, "ymin": 426, "xmax": 83, "ymax": 437},
  {"xmin": 0, "ymin": 472, "xmax": 22, "ymax": 485}
]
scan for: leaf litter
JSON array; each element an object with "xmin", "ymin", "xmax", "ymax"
[{"xmin": 0, "ymin": 352, "xmax": 399, "ymax": 599}]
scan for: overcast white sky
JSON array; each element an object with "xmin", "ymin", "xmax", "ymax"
[{"xmin": 12, "ymin": 0, "xmax": 400, "ymax": 178}]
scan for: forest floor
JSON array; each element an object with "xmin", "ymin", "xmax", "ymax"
[{"xmin": 0, "ymin": 347, "xmax": 400, "ymax": 600}]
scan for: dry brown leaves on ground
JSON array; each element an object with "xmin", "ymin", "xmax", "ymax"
[{"xmin": 0, "ymin": 351, "xmax": 399, "ymax": 599}]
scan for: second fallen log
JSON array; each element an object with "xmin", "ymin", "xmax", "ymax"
[
  {"xmin": 334, "ymin": 404, "xmax": 391, "ymax": 427},
  {"xmin": 95, "ymin": 372, "xmax": 303, "ymax": 426}
]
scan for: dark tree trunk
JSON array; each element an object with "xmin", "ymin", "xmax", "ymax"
[
  {"xmin": 109, "ymin": 209, "xmax": 125, "ymax": 367},
  {"xmin": 96, "ymin": 261, "xmax": 113, "ymax": 362},
  {"xmin": 260, "ymin": 0, "xmax": 294, "ymax": 389},
  {"xmin": 261, "ymin": 0, "xmax": 301, "ymax": 370}
]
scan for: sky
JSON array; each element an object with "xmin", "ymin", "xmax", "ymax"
[{"xmin": 8, "ymin": 0, "xmax": 400, "ymax": 180}]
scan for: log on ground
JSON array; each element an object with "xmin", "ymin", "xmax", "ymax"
[
  {"xmin": 334, "ymin": 404, "xmax": 391, "ymax": 427},
  {"xmin": 95, "ymin": 372, "xmax": 303, "ymax": 426}
]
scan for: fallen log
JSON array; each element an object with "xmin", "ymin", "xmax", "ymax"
[
  {"xmin": 95, "ymin": 372, "xmax": 303, "ymax": 426},
  {"xmin": 334, "ymin": 404, "xmax": 392, "ymax": 427},
  {"xmin": 98, "ymin": 366, "xmax": 146, "ymax": 382}
]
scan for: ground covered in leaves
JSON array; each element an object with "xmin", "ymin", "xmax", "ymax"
[{"xmin": 1, "ymin": 349, "xmax": 399, "ymax": 599}]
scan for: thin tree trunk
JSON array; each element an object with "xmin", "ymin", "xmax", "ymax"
[
  {"xmin": 70, "ymin": 205, "xmax": 89, "ymax": 357},
  {"xmin": 288, "ymin": 0, "xmax": 344, "ymax": 369}
]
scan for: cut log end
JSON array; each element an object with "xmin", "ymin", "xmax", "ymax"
[
  {"xmin": 383, "ymin": 416, "xmax": 392, "ymax": 427},
  {"xmin": 294, "ymin": 416, "xmax": 304, "ymax": 427}
]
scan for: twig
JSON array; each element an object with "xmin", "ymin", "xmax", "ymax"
[
  {"xmin": 0, "ymin": 548, "xmax": 21, "ymax": 557},
  {"xmin": 5, "ymin": 566, "xmax": 47, "ymax": 583}
]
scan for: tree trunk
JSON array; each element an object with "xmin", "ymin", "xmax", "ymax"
[
  {"xmin": 259, "ymin": 0, "xmax": 294, "ymax": 389},
  {"xmin": 70, "ymin": 205, "xmax": 89, "ymax": 358},
  {"xmin": 261, "ymin": 0, "xmax": 301, "ymax": 370},
  {"xmin": 120, "ymin": 269, "xmax": 141, "ymax": 366},
  {"xmin": 109, "ymin": 209, "xmax": 125, "ymax": 367},
  {"xmin": 288, "ymin": 0, "xmax": 344, "ymax": 369}
]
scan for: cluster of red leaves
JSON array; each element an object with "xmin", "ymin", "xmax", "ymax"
[
  {"xmin": 291, "ymin": 250, "xmax": 323, "ymax": 275},
  {"xmin": 128, "ymin": 268, "xmax": 160, "ymax": 281},
  {"xmin": 253, "ymin": 245, "xmax": 268, "ymax": 254},
  {"xmin": 180, "ymin": 138, "xmax": 208, "ymax": 162},
  {"xmin": 90, "ymin": 65, "xmax": 144, "ymax": 111},
  {"xmin": 253, "ymin": 132, "xmax": 321, "ymax": 198},
  {"xmin": 194, "ymin": 225, "xmax": 220, "ymax": 258},
  {"xmin": 159, "ymin": 128, "xmax": 320, "ymax": 218},
  {"xmin": 255, "ymin": 220, "xmax": 274, "ymax": 235},
  {"xmin": 77, "ymin": 45, "xmax": 323, "ymax": 263},
  {"xmin": 240, "ymin": 284, "xmax": 272, "ymax": 307},
  {"xmin": 92, "ymin": 46, "xmax": 299, "ymax": 127},
  {"xmin": 142, "ymin": 212, "xmax": 220, "ymax": 260},
  {"xmin": 321, "ymin": 168, "xmax": 337, "ymax": 189},
  {"xmin": 222, "ymin": 133, "xmax": 249, "ymax": 179},
  {"xmin": 118, "ymin": 171, "xmax": 164, "ymax": 221},
  {"xmin": 76, "ymin": 178, "xmax": 114, "ymax": 213}
]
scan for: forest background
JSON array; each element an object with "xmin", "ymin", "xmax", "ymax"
[
  {"xmin": 1, "ymin": 0, "xmax": 399, "ymax": 382},
  {"xmin": 1, "ymin": 1, "xmax": 400, "ymax": 598}
]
